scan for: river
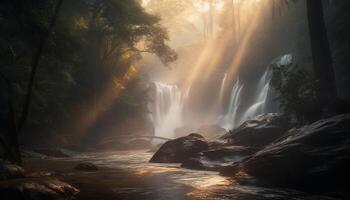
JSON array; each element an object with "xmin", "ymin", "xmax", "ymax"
[{"xmin": 24, "ymin": 150, "xmax": 341, "ymax": 200}]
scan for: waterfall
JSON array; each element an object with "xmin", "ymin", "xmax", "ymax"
[
  {"xmin": 218, "ymin": 78, "xmax": 244, "ymax": 129},
  {"xmin": 218, "ymin": 67, "xmax": 272, "ymax": 130},
  {"xmin": 150, "ymin": 82, "xmax": 185, "ymax": 139},
  {"xmin": 240, "ymin": 67, "xmax": 272, "ymax": 121}
]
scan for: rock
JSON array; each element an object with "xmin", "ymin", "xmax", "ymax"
[
  {"xmin": 197, "ymin": 124, "xmax": 227, "ymax": 140},
  {"xmin": 271, "ymin": 54, "xmax": 293, "ymax": 68},
  {"xmin": 223, "ymin": 113, "xmax": 291, "ymax": 147},
  {"xmin": 0, "ymin": 179, "xmax": 79, "ymax": 200},
  {"xmin": 74, "ymin": 162, "xmax": 98, "ymax": 171},
  {"xmin": 0, "ymin": 161, "xmax": 24, "ymax": 180},
  {"xmin": 229, "ymin": 114, "xmax": 350, "ymax": 191},
  {"xmin": 150, "ymin": 133, "xmax": 209, "ymax": 163}
]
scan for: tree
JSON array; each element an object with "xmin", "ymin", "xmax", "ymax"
[
  {"xmin": 0, "ymin": 0, "xmax": 177, "ymax": 163},
  {"xmin": 306, "ymin": 0, "xmax": 337, "ymax": 115},
  {"xmin": 273, "ymin": 0, "xmax": 337, "ymax": 116},
  {"xmin": 19, "ymin": 0, "xmax": 64, "ymax": 133}
]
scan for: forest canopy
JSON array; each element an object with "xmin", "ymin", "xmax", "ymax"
[{"xmin": 0, "ymin": 0, "xmax": 176, "ymax": 148}]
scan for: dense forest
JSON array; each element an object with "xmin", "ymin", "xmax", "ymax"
[
  {"xmin": 1, "ymin": 0, "xmax": 350, "ymax": 200},
  {"xmin": 0, "ymin": 0, "xmax": 178, "ymax": 157}
]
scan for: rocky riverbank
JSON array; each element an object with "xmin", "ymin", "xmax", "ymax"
[{"xmin": 150, "ymin": 113, "xmax": 350, "ymax": 198}]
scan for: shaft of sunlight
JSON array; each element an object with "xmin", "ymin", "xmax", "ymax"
[
  {"xmin": 60, "ymin": 62, "xmax": 142, "ymax": 141},
  {"xmin": 226, "ymin": 1, "xmax": 266, "ymax": 85}
]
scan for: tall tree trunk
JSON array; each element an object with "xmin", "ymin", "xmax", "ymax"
[
  {"xmin": 18, "ymin": 0, "xmax": 64, "ymax": 132},
  {"xmin": 0, "ymin": 74, "xmax": 21, "ymax": 164},
  {"xmin": 7, "ymin": 80, "xmax": 21, "ymax": 164},
  {"xmin": 306, "ymin": 0, "xmax": 337, "ymax": 116}
]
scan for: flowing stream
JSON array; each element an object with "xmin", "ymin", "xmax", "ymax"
[{"xmin": 34, "ymin": 151, "xmax": 340, "ymax": 200}]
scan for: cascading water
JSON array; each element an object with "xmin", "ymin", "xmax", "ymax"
[
  {"xmin": 240, "ymin": 67, "xmax": 272, "ymax": 121},
  {"xmin": 218, "ymin": 78, "xmax": 244, "ymax": 129},
  {"xmin": 218, "ymin": 67, "xmax": 272, "ymax": 130},
  {"xmin": 150, "ymin": 82, "xmax": 186, "ymax": 139}
]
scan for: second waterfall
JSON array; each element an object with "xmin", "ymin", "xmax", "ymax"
[{"xmin": 149, "ymin": 82, "xmax": 187, "ymax": 139}]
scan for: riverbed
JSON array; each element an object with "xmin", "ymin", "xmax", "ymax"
[{"xmin": 23, "ymin": 150, "xmax": 341, "ymax": 200}]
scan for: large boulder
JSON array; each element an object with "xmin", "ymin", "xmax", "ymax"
[
  {"xmin": 0, "ymin": 179, "xmax": 79, "ymax": 200},
  {"xmin": 229, "ymin": 114, "xmax": 350, "ymax": 191},
  {"xmin": 0, "ymin": 161, "xmax": 24, "ymax": 180},
  {"xmin": 223, "ymin": 113, "xmax": 291, "ymax": 147},
  {"xmin": 150, "ymin": 133, "xmax": 208, "ymax": 163}
]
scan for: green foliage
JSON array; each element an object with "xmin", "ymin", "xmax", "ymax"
[
  {"xmin": 271, "ymin": 63, "xmax": 322, "ymax": 123},
  {"xmin": 0, "ymin": 0, "xmax": 176, "ymax": 141}
]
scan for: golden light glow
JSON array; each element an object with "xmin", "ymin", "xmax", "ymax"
[
  {"xmin": 180, "ymin": 0, "xmax": 266, "ymax": 121},
  {"xmin": 62, "ymin": 0, "xmax": 269, "ymax": 142},
  {"xmin": 191, "ymin": 175, "xmax": 231, "ymax": 189},
  {"xmin": 134, "ymin": 165, "xmax": 179, "ymax": 175},
  {"xmin": 226, "ymin": 0, "xmax": 266, "ymax": 82},
  {"xmin": 61, "ymin": 62, "xmax": 142, "ymax": 142}
]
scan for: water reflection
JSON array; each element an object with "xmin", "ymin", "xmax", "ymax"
[
  {"xmin": 66, "ymin": 151, "xmax": 340, "ymax": 200},
  {"xmin": 191, "ymin": 176, "xmax": 231, "ymax": 188}
]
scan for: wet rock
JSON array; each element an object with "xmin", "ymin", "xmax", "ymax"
[
  {"xmin": 198, "ymin": 124, "xmax": 227, "ymax": 140},
  {"xmin": 150, "ymin": 133, "xmax": 209, "ymax": 163},
  {"xmin": 223, "ymin": 113, "xmax": 291, "ymax": 147},
  {"xmin": 229, "ymin": 114, "xmax": 350, "ymax": 191},
  {"xmin": 0, "ymin": 179, "xmax": 79, "ymax": 200},
  {"xmin": 74, "ymin": 162, "xmax": 98, "ymax": 171},
  {"xmin": 0, "ymin": 161, "xmax": 24, "ymax": 180}
]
